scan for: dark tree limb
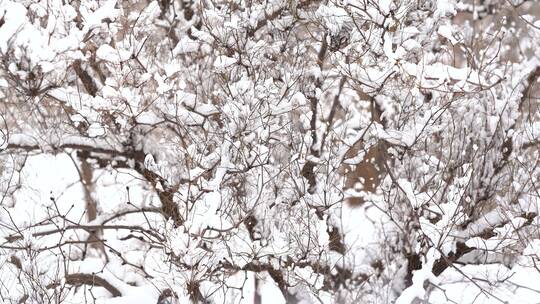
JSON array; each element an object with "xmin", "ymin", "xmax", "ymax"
[{"xmin": 63, "ymin": 273, "xmax": 122, "ymax": 297}]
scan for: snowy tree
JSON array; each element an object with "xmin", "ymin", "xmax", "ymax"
[{"xmin": 1, "ymin": 0, "xmax": 540, "ymax": 303}]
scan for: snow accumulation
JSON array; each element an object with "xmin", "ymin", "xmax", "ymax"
[{"xmin": 214, "ymin": 55, "xmax": 237, "ymax": 69}]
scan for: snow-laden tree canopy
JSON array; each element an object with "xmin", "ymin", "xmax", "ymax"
[{"xmin": 1, "ymin": 0, "xmax": 540, "ymax": 303}]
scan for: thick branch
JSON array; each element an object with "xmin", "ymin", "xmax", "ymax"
[{"xmin": 64, "ymin": 273, "xmax": 122, "ymax": 297}]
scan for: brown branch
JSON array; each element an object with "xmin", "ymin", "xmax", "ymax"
[
  {"xmin": 431, "ymin": 212, "xmax": 537, "ymax": 279},
  {"xmin": 63, "ymin": 273, "xmax": 122, "ymax": 297},
  {"xmin": 5, "ymin": 142, "xmax": 130, "ymax": 158},
  {"xmin": 5, "ymin": 140, "xmax": 184, "ymax": 227},
  {"xmin": 246, "ymin": 0, "xmax": 321, "ymax": 37},
  {"xmin": 4, "ymin": 224, "xmax": 164, "ymax": 243},
  {"xmin": 73, "ymin": 60, "xmax": 98, "ymax": 97},
  {"xmin": 519, "ymin": 66, "xmax": 540, "ymax": 113},
  {"xmin": 319, "ymin": 76, "xmax": 346, "ymax": 153}
]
